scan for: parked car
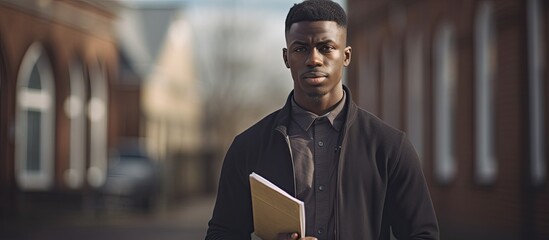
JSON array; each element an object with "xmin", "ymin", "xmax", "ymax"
[{"xmin": 97, "ymin": 143, "xmax": 160, "ymax": 212}]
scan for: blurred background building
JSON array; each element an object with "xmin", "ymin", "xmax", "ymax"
[
  {"xmin": 1, "ymin": 0, "xmax": 548, "ymax": 239},
  {"xmin": 0, "ymin": 0, "xmax": 121, "ymax": 217},
  {"xmin": 346, "ymin": 0, "xmax": 549, "ymax": 239},
  {"xmin": 0, "ymin": 0, "xmax": 294, "ymax": 239}
]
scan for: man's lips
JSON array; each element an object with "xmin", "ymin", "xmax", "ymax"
[
  {"xmin": 302, "ymin": 71, "xmax": 328, "ymax": 78},
  {"xmin": 302, "ymin": 72, "xmax": 328, "ymax": 84}
]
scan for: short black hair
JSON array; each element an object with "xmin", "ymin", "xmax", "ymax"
[{"xmin": 285, "ymin": 0, "xmax": 347, "ymax": 32}]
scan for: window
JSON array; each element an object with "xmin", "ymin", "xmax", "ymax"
[
  {"xmin": 528, "ymin": 0, "xmax": 546, "ymax": 186},
  {"xmin": 433, "ymin": 23, "xmax": 457, "ymax": 184},
  {"xmin": 475, "ymin": 1, "xmax": 497, "ymax": 185},
  {"xmin": 0, "ymin": 43, "xmax": 4, "ymax": 156},
  {"xmin": 87, "ymin": 58, "xmax": 108, "ymax": 188},
  {"xmin": 406, "ymin": 34, "xmax": 425, "ymax": 163},
  {"xmin": 382, "ymin": 43, "xmax": 402, "ymax": 128},
  {"xmin": 358, "ymin": 44, "xmax": 380, "ymax": 115},
  {"xmin": 1, "ymin": 42, "xmax": 4, "ymax": 129},
  {"xmin": 15, "ymin": 43, "xmax": 55, "ymax": 190},
  {"xmin": 64, "ymin": 59, "xmax": 86, "ymax": 189}
]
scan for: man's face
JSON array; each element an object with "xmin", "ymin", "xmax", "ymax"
[{"xmin": 283, "ymin": 21, "xmax": 351, "ymax": 101}]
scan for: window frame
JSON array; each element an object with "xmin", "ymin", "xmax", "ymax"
[
  {"xmin": 528, "ymin": 0, "xmax": 546, "ymax": 186},
  {"xmin": 15, "ymin": 42, "xmax": 55, "ymax": 191},
  {"xmin": 433, "ymin": 22, "xmax": 458, "ymax": 184},
  {"xmin": 64, "ymin": 58, "xmax": 87, "ymax": 189},
  {"xmin": 474, "ymin": 1, "xmax": 498, "ymax": 185},
  {"xmin": 406, "ymin": 33, "xmax": 425, "ymax": 163},
  {"xmin": 87, "ymin": 58, "xmax": 109, "ymax": 188}
]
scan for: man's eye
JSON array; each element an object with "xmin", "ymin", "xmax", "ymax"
[
  {"xmin": 294, "ymin": 47, "xmax": 307, "ymax": 52},
  {"xmin": 320, "ymin": 45, "xmax": 335, "ymax": 52}
]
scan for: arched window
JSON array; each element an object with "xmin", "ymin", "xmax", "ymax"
[
  {"xmin": 475, "ymin": 1, "xmax": 497, "ymax": 185},
  {"xmin": 64, "ymin": 58, "xmax": 86, "ymax": 189},
  {"xmin": 87, "ymin": 58, "xmax": 108, "ymax": 188},
  {"xmin": 15, "ymin": 43, "xmax": 55, "ymax": 190},
  {"xmin": 406, "ymin": 34, "xmax": 425, "ymax": 163},
  {"xmin": 433, "ymin": 23, "xmax": 457, "ymax": 184},
  {"xmin": 528, "ymin": 0, "xmax": 546, "ymax": 186}
]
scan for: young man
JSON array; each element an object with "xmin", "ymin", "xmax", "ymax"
[{"xmin": 206, "ymin": 0, "xmax": 439, "ymax": 239}]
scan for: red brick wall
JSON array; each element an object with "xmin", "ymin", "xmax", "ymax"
[
  {"xmin": 348, "ymin": 0, "xmax": 548, "ymax": 239},
  {"xmin": 0, "ymin": 1, "xmax": 118, "ymax": 194}
]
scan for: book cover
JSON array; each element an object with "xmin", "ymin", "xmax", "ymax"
[{"xmin": 249, "ymin": 172, "xmax": 305, "ymax": 240}]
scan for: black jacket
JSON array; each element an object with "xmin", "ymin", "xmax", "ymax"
[{"xmin": 206, "ymin": 86, "xmax": 439, "ymax": 239}]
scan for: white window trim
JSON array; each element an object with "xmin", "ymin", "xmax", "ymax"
[
  {"xmin": 433, "ymin": 23, "xmax": 457, "ymax": 184},
  {"xmin": 406, "ymin": 33, "xmax": 425, "ymax": 163},
  {"xmin": 475, "ymin": 1, "xmax": 498, "ymax": 185},
  {"xmin": 528, "ymin": 0, "xmax": 546, "ymax": 186},
  {"xmin": 18, "ymin": 89, "xmax": 51, "ymax": 109},
  {"xmin": 15, "ymin": 42, "xmax": 55, "ymax": 191},
  {"xmin": 87, "ymin": 58, "xmax": 108, "ymax": 188},
  {"xmin": 64, "ymin": 59, "xmax": 86, "ymax": 189}
]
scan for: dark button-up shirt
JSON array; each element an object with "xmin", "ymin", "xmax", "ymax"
[{"xmin": 289, "ymin": 93, "xmax": 346, "ymax": 239}]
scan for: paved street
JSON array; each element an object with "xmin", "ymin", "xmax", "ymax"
[{"xmin": 1, "ymin": 196, "xmax": 215, "ymax": 240}]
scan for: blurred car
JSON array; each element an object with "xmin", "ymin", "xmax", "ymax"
[{"xmin": 98, "ymin": 143, "xmax": 160, "ymax": 212}]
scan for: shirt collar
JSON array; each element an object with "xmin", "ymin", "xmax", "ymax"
[{"xmin": 291, "ymin": 91, "xmax": 346, "ymax": 132}]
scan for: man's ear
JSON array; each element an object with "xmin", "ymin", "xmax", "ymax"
[
  {"xmin": 283, "ymin": 48, "xmax": 290, "ymax": 68},
  {"xmin": 343, "ymin": 46, "xmax": 352, "ymax": 67}
]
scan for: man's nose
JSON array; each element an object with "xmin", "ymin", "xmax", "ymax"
[{"xmin": 306, "ymin": 48, "xmax": 323, "ymax": 67}]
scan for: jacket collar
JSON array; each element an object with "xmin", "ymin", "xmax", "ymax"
[{"xmin": 273, "ymin": 85, "xmax": 358, "ymax": 135}]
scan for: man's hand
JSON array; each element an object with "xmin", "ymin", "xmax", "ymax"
[{"xmin": 276, "ymin": 232, "xmax": 318, "ymax": 240}]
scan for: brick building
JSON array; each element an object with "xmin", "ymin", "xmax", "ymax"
[
  {"xmin": 0, "ymin": 0, "xmax": 126, "ymax": 217},
  {"xmin": 347, "ymin": 0, "xmax": 548, "ymax": 239}
]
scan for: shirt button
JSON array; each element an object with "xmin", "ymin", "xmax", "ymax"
[
  {"xmin": 318, "ymin": 185, "xmax": 325, "ymax": 191},
  {"xmin": 317, "ymin": 228, "xmax": 324, "ymax": 235},
  {"xmin": 318, "ymin": 141, "xmax": 324, "ymax": 147}
]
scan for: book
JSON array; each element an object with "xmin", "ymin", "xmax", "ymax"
[{"xmin": 249, "ymin": 172, "xmax": 306, "ymax": 240}]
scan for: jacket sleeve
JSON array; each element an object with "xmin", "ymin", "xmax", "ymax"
[
  {"xmin": 205, "ymin": 136, "xmax": 254, "ymax": 240},
  {"xmin": 387, "ymin": 135, "xmax": 439, "ymax": 240}
]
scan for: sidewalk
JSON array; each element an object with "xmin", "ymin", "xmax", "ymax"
[{"xmin": 1, "ymin": 196, "xmax": 216, "ymax": 240}]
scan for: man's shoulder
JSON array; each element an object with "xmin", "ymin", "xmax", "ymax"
[
  {"xmin": 234, "ymin": 109, "xmax": 282, "ymax": 142},
  {"xmin": 352, "ymin": 106, "xmax": 412, "ymax": 164},
  {"xmin": 353, "ymin": 106, "xmax": 405, "ymax": 140}
]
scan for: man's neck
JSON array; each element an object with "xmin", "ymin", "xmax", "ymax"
[{"xmin": 294, "ymin": 87, "xmax": 344, "ymax": 116}]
